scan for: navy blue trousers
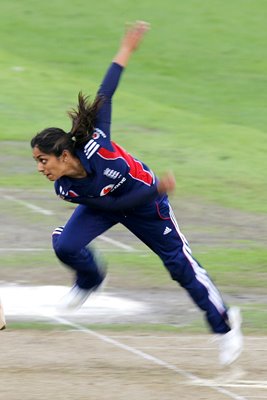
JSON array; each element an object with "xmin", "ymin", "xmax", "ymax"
[{"xmin": 52, "ymin": 196, "xmax": 230, "ymax": 334}]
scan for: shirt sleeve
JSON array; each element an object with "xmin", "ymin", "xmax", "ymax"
[
  {"xmin": 95, "ymin": 62, "xmax": 124, "ymax": 139},
  {"xmin": 71, "ymin": 183, "xmax": 160, "ymax": 211}
]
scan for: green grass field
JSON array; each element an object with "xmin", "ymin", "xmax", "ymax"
[{"xmin": 0, "ymin": 0, "xmax": 266, "ymax": 332}]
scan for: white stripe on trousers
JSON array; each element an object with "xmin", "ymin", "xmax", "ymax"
[{"xmin": 168, "ymin": 205, "xmax": 226, "ymax": 316}]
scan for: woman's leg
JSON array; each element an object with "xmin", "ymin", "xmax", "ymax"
[
  {"xmin": 52, "ymin": 205, "xmax": 116, "ymax": 289},
  {"xmin": 121, "ymin": 197, "xmax": 230, "ymax": 334}
]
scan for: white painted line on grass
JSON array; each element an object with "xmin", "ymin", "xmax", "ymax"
[
  {"xmin": 2, "ymin": 194, "xmax": 136, "ymax": 252},
  {"xmin": 107, "ymin": 335, "xmax": 208, "ymax": 339},
  {"xmin": 193, "ymin": 379, "xmax": 267, "ymax": 389},
  {"xmin": 3, "ymin": 195, "xmax": 54, "ymax": 215},
  {"xmin": 98, "ymin": 235, "xmax": 136, "ymax": 252},
  {"xmin": 132, "ymin": 346, "xmax": 216, "ymax": 351},
  {"xmin": 49, "ymin": 315, "xmax": 248, "ymax": 400},
  {"xmin": 0, "ymin": 188, "xmax": 52, "ymax": 193},
  {"xmin": 0, "ymin": 248, "xmax": 51, "ymax": 252},
  {"xmin": 0, "ymin": 247, "xmax": 132, "ymax": 253},
  {"xmin": 229, "ymin": 381, "xmax": 267, "ymax": 389},
  {"xmin": 11, "ymin": 66, "xmax": 25, "ymax": 72}
]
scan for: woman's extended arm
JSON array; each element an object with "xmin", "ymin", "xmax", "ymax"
[{"xmin": 95, "ymin": 21, "xmax": 150, "ymax": 136}]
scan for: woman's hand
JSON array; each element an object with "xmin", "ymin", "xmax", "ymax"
[
  {"xmin": 157, "ymin": 172, "xmax": 176, "ymax": 194},
  {"xmin": 113, "ymin": 20, "xmax": 150, "ymax": 67},
  {"xmin": 121, "ymin": 21, "xmax": 150, "ymax": 52}
]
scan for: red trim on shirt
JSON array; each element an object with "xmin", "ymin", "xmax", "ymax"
[{"xmin": 98, "ymin": 142, "xmax": 153, "ymax": 186}]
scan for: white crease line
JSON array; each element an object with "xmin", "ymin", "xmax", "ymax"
[
  {"xmin": 0, "ymin": 248, "xmax": 51, "ymax": 252},
  {"xmin": 98, "ymin": 235, "xmax": 136, "ymax": 252},
  {"xmin": 130, "ymin": 346, "xmax": 216, "ymax": 350},
  {"xmin": 101, "ymin": 334, "xmax": 267, "ymax": 342},
  {"xmin": 194, "ymin": 380, "xmax": 267, "ymax": 389},
  {"xmin": 0, "ymin": 188, "xmax": 51, "ymax": 193},
  {"xmin": 49, "ymin": 315, "xmax": 248, "ymax": 400},
  {"xmin": 2, "ymin": 194, "xmax": 136, "ymax": 252},
  {"xmin": 3, "ymin": 195, "xmax": 54, "ymax": 216},
  {"xmin": 236, "ymin": 380, "xmax": 267, "ymax": 386},
  {"xmin": 123, "ymin": 345, "xmax": 267, "ymax": 352},
  {"xmin": 0, "ymin": 247, "xmax": 132, "ymax": 253}
]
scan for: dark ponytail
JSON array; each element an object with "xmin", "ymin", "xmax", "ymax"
[
  {"xmin": 68, "ymin": 92, "xmax": 104, "ymax": 145},
  {"xmin": 31, "ymin": 92, "xmax": 103, "ymax": 156}
]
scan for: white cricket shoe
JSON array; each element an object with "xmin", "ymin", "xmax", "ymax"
[
  {"xmin": 58, "ymin": 273, "xmax": 107, "ymax": 311},
  {"xmin": 58, "ymin": 285, "xmax": 95, "ymax": 311},
  {"xmin": 219, "ymin": 307, "xmax": 243, "ymax": 366},
  {"xmin": 58, "ymin": 249, "xmax": 107, "ymax": 311},
  {"xmin": 58, "ymin": 276, "xmax": 107, "ymax": 312}
]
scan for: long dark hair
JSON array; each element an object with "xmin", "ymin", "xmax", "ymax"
[{"xmin": 31, "ymin": 93, "xmax": 103, "ymax": 156}]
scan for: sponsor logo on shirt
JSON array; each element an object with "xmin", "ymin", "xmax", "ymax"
[
  {"xmin": 92, "ymin": 128, "xmax": 107, "ymax": 140},
  {"xmin": 99, "ymin": 177, "xmax": 126, "ymax": 196},
  {"xmin": 100, "ymin": 184, "xmax": 115, "ymax": 196},
  {"xmin": 103, "ymin": 168, "xmax": 122, "ymax": 179},
  {"xmin": 111, "ymin": 177, "xmax": 126, "ymax": 191}
]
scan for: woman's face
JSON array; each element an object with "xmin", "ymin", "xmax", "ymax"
[{"xmin": 32, "ymin": 146, "xmax": 67, "ymax": 181}]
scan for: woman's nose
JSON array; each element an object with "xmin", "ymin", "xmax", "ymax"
[{"xmin": 37, "ymin": 162, "xmax": 45, "ymax": 172}]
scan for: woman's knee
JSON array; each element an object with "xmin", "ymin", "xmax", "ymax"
[{"xmin": 52, "ymin": 226, "xmax": 79, "ymax": 261}]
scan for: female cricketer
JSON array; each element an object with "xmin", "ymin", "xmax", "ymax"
[{"xmin": 31, "ymin": 21, "xmax": 242, "ymax": 365}]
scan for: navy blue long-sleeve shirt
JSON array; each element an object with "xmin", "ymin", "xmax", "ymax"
[{"xmin": 54, "ymin": 63, "xmax": 160, "ymax": 211}]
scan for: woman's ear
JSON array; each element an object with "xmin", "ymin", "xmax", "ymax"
[{"xmin": 61, "ymin": 149, "xmax": 71, "ymax": 162}]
